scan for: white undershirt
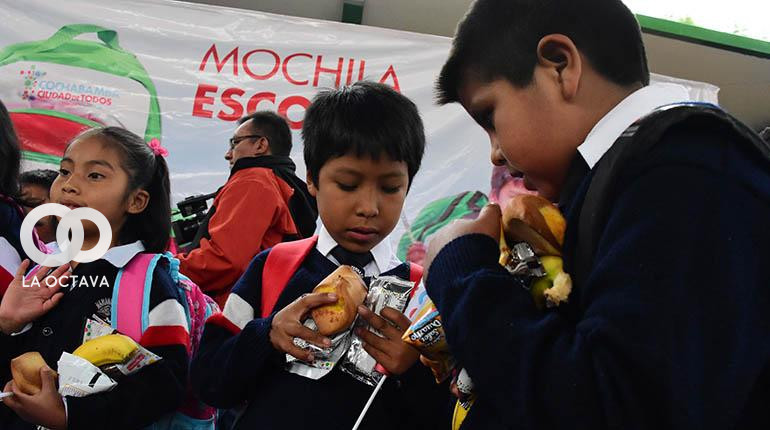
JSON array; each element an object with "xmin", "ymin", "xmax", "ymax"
[
  {"xmin": 578, "ymin": 83, "xmax": 692, "ymax": 169},
  {"xmin": 315, "ymin": 225, "xmax": 401, "ymax": 276}
]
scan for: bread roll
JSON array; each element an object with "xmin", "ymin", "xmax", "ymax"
[
  {"xmin": 502, "ymin": 194, "xmax": 566, "ymax": 256},
  {"xmin": 311, "ymin": 265, "xmax": 368, "ymax": 336},
  {"xmin": 10, "ymin": 352, "xmax": 48, "ymax": 395}
]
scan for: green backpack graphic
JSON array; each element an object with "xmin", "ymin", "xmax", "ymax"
[
  {"xmin": 398, "ymin": 191, "xmax": 489, "ymax": 262},
  {"xmin": 0, "ymin": 24, "xmax": 162, "ymax": 166}
]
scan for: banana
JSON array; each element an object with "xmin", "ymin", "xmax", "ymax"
[
  {"xmin": 544, "ymin": 272, "xmax": 572, "ymax": 308},
  {"xmin": 73, "ymin": 334, "xmax": 138, "ymax": 367},
  {"xmin": 530, "ymin": 256, "xmax": 572, "ymax": 309}
]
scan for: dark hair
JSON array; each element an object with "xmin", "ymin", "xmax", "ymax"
[
  {"xmin": 20, "ymin": 169, "xmax": 58, "ymax": 190},
  {"xmin": 71, "ymin": 127, "xmax": 171, "ymax": 253},
  {"xmin": 0, "ymin": 100, "xmax": 21, "ymax": 197},
  {"xmin": 238, "ymin": 111, "xmax": 292, "ymax": 156},
  {"xmin": 437, "ymin": 0, "xmax": 650, "ymax": 104},
  {"xmin": 303, "ymin": 81, "xmax": 425, "ymax": 186}
]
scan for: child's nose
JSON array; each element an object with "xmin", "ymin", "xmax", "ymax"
[
  {"xmin": 61, "ymin": 179, "xmax": 79, "ymax": 195},
  {"xmin": 355, "ymin": 189, "xmax": 379, "ymax": 218},
  {"xmin": 490, "ymin": 142, "xmax": 506, "ymax": 167},
  {"xmin": 59, "ymin": 174, "xmax": 81, "ymax": 194}
]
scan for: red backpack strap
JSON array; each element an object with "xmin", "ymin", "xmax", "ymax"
[
  {"xmin": 408, "ymin": 262, "xmax": 423, "ymax": 299},
  {"xmin": 260, "ymin": 236, "xmax": 318, "ymax": 318},
  {"xmin": 409, "ymin": 262, "xmax": 423, "ymax": 284}
]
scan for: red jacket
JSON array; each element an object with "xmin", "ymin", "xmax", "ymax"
[{"xmin": 177, "ymin": 167, "xmax": 297, "ymax": 307}]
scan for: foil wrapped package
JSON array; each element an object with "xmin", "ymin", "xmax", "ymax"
[
  {"xmin": 453, "ymin": 367, "xmax": 475, "ymax": 407},
  {"xmin": 341, "ymin": 276, "xmax": 415, "ymax": 386},
  {"xmin": 286, "ymin": 317, "xmax": 352, "ymax": 380},
  {"xmin": 500, "ymin": 241, "xmax": 546, "ymax": 279}
]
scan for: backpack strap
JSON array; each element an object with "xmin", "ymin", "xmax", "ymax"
[
  {"xmin": 409, "ymin": 262, "xmax": 423, "ymax": 284},
  {"xmin": 260, "ymin": 236, "xmax": 318, "ymax": 318},
  {"xmin": 408, "ymin": 262, "xmax": 423, "ymax": 299},
  {"xmin": 574, "ymin": 103, "xmax": 770, "ymax": 287},
  {"xmin": 112, "ymin": 253, "xmax": 164, "ymax": 342}
]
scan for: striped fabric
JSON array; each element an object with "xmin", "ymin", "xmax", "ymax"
[
  {"xmin": 140, "ymin": 298, "xmax": 191, "ymax": 350},
  {"xmin": 1, "ymin": 196, "xmax": 49, "ymax": 296},
  {"xmin": 0, "ymin": 234, "xmax": 22, "ymax": 296},
  {"xmin": 208, "ymin": 293, "xmax": 254, "ymax": 335}
]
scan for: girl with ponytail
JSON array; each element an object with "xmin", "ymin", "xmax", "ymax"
[{"xmin": 0, "ymin": 127, "xmax": 193, "ymax": 430}]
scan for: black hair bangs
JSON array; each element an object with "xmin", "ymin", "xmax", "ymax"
[{"xmin": 303, "ymin": 81, "xmax": 425, "ymax": 185}]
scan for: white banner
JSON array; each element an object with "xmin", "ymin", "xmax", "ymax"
[{"xmin": 0, "ymin": 0, "xmax": 719, "ymax": 261}]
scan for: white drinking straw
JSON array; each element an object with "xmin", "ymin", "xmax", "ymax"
[{"xmin": 351, "ymin": 375, "xmax": 387, "ymax": 430}]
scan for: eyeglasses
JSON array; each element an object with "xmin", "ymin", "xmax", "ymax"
[{"xmin": 228, "ymin": 134, "xmax": 264, "ymax": 150}]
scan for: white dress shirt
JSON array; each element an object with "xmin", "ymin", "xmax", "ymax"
[
  {"xmin": 578, "ymin": 83, "xmax": 692, "ymax": 169},
  {"xmin": 315, "ymin": 225, "xmax": 402, "ymax": 276}
]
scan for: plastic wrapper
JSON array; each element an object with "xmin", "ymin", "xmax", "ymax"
[
  {"xmin": 401, "ymin": 299, "xmax": 456, "ymax": 383},
  {"xmin": 341, "ymin": 276, "xmax": 415, "ymax": 386},
  {"xmin": 83, "ymin": 316, "xmax": 114, "ymax": 340},
  {"xmin": 453, "ymin": 367, "xmax": 475, "ymax": 407},
  {"xmin": 499, "ymin": 230, "xmax": 545, "ymax": 279},
  {"xmin": 54, "ymin": 317, "xmax": 162, "ymax": 402},
  {"xmin": 57, "ymin": 352, "xmax": 117, "ymax": 397},
  {"xmin": 403, "ymin": 278, "xmax": 430, "ymax": 322},
  {"xmin": 285, "ymin": 317, "xmax": 351, "ymax": 380},
  {"xmin": 285, "ymin": 266, "xmax": 368, "ymax": 380},
  {"xmin": 80, "ymin": 318, "xmax": 161, "ymax": 378}
]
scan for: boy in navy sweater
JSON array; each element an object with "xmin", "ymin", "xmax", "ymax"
[
  {"xmin": 191, "ymin": 82, "xmax": 448, "ymax": 429},
  {"xmin": 422, "ymin": 0, "xmax": 770, "ymax": 429}
]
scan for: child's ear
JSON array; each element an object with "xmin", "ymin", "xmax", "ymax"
[
  {"xmin": 536, "ymin": 34, "xmax": 582, "ymax": 101},
  {"xmin": 126, "ymin": 189, "xmax": 150, "ymax": 215},
  {"xmin": 306, "ymin": 173, "xmax": 318, "ymax": 197}
]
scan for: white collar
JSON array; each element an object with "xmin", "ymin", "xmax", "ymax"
[
  {"xmin": 48, "ymin": 240, "xmax": 145, "ymax": 268},
  {"xmin": 578, "ymin": 83, "xmax": 692, "ymax": 169},
  {"xmin": 316, "ymin": 225, "xmax": 397, "ymax": 273}
]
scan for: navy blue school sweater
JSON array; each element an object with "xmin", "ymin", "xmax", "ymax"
[
  {"xmin": 191, "ymin": 247, "xmax": 450, "ymax": 430},
  {"xmin": 425, "ymin": 119, "xmax": 770, "ymax": 429}
]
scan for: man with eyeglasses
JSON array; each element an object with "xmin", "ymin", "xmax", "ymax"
[{"xmin": 177, "ymin": 111, "xmax": 318, "ymax": 308}]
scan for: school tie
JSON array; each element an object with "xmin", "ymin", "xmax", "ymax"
[{"xmin": 330, "ymin": 245, "xmax": 374, "ymax": 275}]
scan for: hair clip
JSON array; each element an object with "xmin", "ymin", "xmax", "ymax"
[{"xmin": 148, "ymin": 138, "xmax": 169, "ymax": 157}]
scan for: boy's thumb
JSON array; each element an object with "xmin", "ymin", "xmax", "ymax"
[
  {"xmin": 474, "ymin": 203, "xmax": 502, "ymax": 238},
  {"xmin": 478, "ymin": 203, "xmax": 502, "ymax": 221}
]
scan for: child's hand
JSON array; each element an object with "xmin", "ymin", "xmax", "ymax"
[
  {"xmin": 3, "ymin": 366, "xmax": 67, "ymax": 430},
  {"xmin": 269, "ymin": 292, "xmax": 338, "ymax": 361},
  {"xmin": 423, "ymin": 203, "xmax": 501, "ymax": 281},
  {"xmin": 0, "ymin": 260, "xmax": 69, "ymax": 334},
  {"xmin": 356, "ymin": 306, "xmax": 419, "ymax": 375}
]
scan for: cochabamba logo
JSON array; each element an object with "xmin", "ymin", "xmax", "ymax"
[
  {"xmin": 19, "ymin": 64, "xmax": 45, "ymax": 101},
  {"xmin": 19, "ymin": 64, "xmax": 118, "ymax": 106}
]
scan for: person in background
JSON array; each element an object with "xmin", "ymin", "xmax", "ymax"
[
  {"xmin": 18, "ymin": 169, "xmax": 58, "ymax": 244},
  {"xmin": 0, "ymin": 100, "xmax": 45, "ymax": 297},
  {"xmin": 176, "ymin": 111, "xmax": 318, "ymax": 308}
]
